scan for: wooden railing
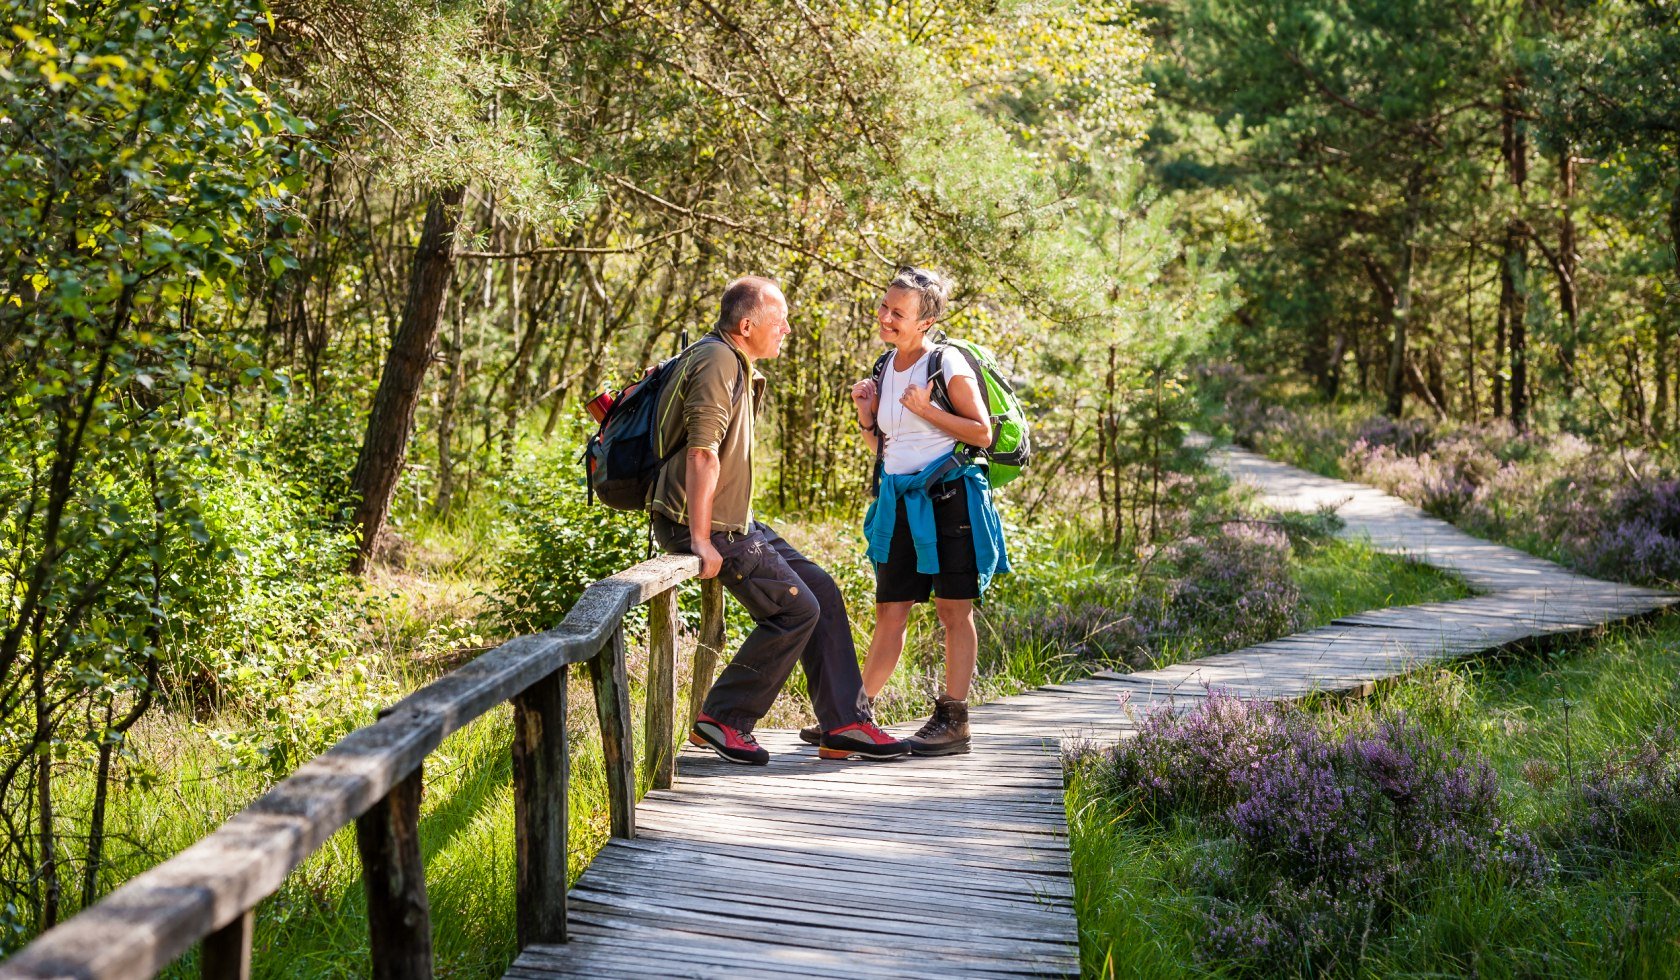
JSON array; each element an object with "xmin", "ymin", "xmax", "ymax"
[{"xmin": 1, "ymin": 554, "xmax": 723, "ymax": 980}]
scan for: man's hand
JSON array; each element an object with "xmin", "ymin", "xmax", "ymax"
[
  {"xmin": 899, "ymin": 381, "xmax": 934, "ymax": 417},
  {"xmin": 850, "ymin": 378, "xmax": 877, "ymax": 423},
  {"xmin": 693, "ymin": 535, "xmax": 723, "ymax": 579}
]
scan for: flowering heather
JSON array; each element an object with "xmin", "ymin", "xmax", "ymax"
[
  {"xmin": 1570, "ymin": 726, "xmax": 1680, "ymax": 857},
  {"xmin": 1586, "ymin": 480, "xmax": 1680, "ymax": 584},
  {"xmin": 1018, "ymin": 521, "xmax": 1305, "ymax": 667},
  {"xmin": 1097, "ymin": 694, "xmax": 1545, "ymax": 972},
  {"xmin": 1153, "ymin": 522, "xmax": 1304, "ymax": 655},
  {"xmin": 1329, "ymin": 415, "xmax": 1680, "ymax": 586}
]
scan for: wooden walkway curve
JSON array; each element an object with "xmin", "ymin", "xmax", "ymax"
[{"xmin": 506, "ymin": 442, "xmax": 1674, "ymax": 979}]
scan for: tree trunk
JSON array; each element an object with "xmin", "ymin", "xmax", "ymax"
[
  {"xmin": 1556, "ymin": 147, "xmax": 1579, "ymax": 382},
  {"xmin": 1465, "ymin": 241, "xmax": 1479, "ymax": 420},
  {"xmin": 1385, "ymin": 171, "xmax": 1424, "ymax": 418},
  {"xmin": 33, "ymin": 650, "xmax": 57, "ymax": 929},
  {"xmin": 1502, "ymin": 83, "xmax": 1529, "ymax": 430},
  {"xmin": 433, "ymin": 295, "xmax": 466, "ymax": 517},
  {"xmin": 349, "ymin": 186, "xmax": 466, "ymax": 573},
  {"xmin": 1504, "ymin": 221, "xmax": 1529, "ymax": 429},
  {"xmin": 1493, "ymin": 284, "xmax": 1506, "ymax": 420},
  {"xmin": 1669, "ymin": 176, "xmax": 1680, "ymax": 432},
  {"xmin": 1656, "ymin": 323, "xmax": 1671, "ymax": 435},
  {"xmin": 1426, "ymin": 345, "xmax": 1448, "ymax": 414}
]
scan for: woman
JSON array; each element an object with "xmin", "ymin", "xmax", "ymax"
[{"xmin": 849, "ymin": 266, "xmax": 1009, "ymax": 756}]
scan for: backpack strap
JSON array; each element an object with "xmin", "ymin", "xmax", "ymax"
[
  {"xmin": 869, "ymin": 350, "xmax": 892, "ymax": 498},
  {"xmin": 925, "ymin": 343, "xmax": 992, "ymax": 418},
  {"xmin": 925, "ymin": 343, "xmax": 994, "ymax": 463}
]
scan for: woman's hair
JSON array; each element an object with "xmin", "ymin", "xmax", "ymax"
[{"xmin": 889, "ymin": 266, "xmax": 953, "ymax": 323}]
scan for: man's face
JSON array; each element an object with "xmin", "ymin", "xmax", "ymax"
[{"xmin": 740, "ymin": 288, "xmax": 791, "ymax": 360}]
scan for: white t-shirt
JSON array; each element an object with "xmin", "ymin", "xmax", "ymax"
[{"xmin": 877, "ymin": 347, "xmax": 980, "ymax": 475}]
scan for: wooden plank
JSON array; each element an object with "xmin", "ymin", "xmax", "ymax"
[
  {"xmin": 199, "ymin": 909, "xmax": 252, "ymax": 980},
  {"xmin": 644, "ymin": 587, "xmax": 679, "ymax": 790},
  {"xmin": 512, "ymin": 666, "xmax": 568, "ymax": 947},
  {"xmin": 356, "ymin": 767, "xmax": 432, "ymax": 980},
  {"xmin": 589, "ymin": 625, "xmax": 636, "ymax": 840},
  {"xmin": 565, "ymin": 895, "xmax": 1076, "ymax": 962},
  {"xmin": 575, "ymin": 862, "xmax": 1071, "ymax": 928},
  {"xmin": 612, "ymin": 834, "xmax": 1075, "ymax": 897},
  {"xmin": 577, "ymin": 854, "xmax": 1071, "ymax": 918}
]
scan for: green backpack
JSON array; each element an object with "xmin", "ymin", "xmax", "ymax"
[{"xmin": 871, "ymin": 339, "xmax": 1032, "ymax": 488}]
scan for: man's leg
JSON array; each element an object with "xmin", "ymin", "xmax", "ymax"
[
  {"xmin": 759, "ymin": 525, "xmax": 870, "ymax": 731},
  {"xmin": 654, "ymin": 518, "xmax": 822, "ymax": 732}
]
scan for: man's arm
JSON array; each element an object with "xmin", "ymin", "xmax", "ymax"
[{"xmin": 686, "ymin": 447, "xmax": 723, "ymax": 579}]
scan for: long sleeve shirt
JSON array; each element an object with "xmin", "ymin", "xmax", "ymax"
[{"xmin": 650, "ymin": 330, "xmax": 764, "ymax": 534}]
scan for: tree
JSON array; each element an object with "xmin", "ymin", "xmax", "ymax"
[{"xmin": 0, "ymin": 0, "xmax": 305, "ymax": 933}]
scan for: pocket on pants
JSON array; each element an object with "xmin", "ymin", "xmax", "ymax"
[
  {"xmin": 723, "ymin": 544, "xmax": 800, "ymax": 621},
  {"xmin": 933, "ymin": 483, "xmax": 978, "ymax": 574}
]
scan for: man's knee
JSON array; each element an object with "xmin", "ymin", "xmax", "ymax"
[{"xmin": 785, "ymin": 585, "xmax": 821, "ymax": 626}]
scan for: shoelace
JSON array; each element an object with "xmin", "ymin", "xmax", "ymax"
[{"xmin": 913, "ymin": 713, "xmax": 948, "ymax": 739}]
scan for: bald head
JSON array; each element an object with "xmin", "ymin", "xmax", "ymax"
[{"xmin": 717, "ymin": 276, "xmax": 778, "ymax": 336}]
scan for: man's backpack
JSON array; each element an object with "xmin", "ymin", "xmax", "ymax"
[
  {"xmin": 871, "ymin": 339, "xmax": 1031, "ymax": 489},
  {"xmin": 584, "ymin": 335, "xmax": 745, "ymax": 510}
]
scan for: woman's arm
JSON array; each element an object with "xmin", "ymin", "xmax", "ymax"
[
  {"xmin": 851, "ymin": 377, "xmax": 881, "ymax": 453},
  {"xmin": 900, "ymin": 374, "xmax": 993, "ymax": 448}
]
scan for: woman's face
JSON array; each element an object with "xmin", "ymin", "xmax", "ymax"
[{"xmin": 877, "ymin": 286, "xmax": 931, "ymax": 346}]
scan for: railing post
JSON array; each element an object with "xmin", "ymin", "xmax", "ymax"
[
  {"xmin": 512, "ymin": 666, "xmax": 568, "ymax": 947},
  {"xmin": 356, "ymin": 767, "xmax": 432, "ymax": 979},
  {"xmin": 688, "ymin": 578, "xmax": 725, "ymax": 731},
  {"xmin": 201, "ymin": 909, "xmax": 253, "ymax": 980},
  {"xmin": 588, "ymin": 625, "xmax": 636, "ymax": 838},
  {"xmin": 644, "ymin": 587, "xmax": 679, "ymax": 790}
]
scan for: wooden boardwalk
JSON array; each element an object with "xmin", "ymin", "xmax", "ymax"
[{"xmin": 506, "ymin": 443, "xmax": 1673, "ymax": 979}]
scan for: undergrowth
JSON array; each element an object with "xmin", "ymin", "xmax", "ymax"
[{"xmin": 1069, "ymin": 615, "xmax": 1680, "ymax": 978}]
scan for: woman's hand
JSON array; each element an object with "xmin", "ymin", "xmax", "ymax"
[
  {"xmin": 899, "ymin": 382, "xmax": 934, "ymax": 417},
  {"xmin": 850, "ymin": 378, "xmax": 878, "ymax": 424}
]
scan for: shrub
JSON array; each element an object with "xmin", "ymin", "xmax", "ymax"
[
  {"xmin": 1017, "ymin": 520, "xmax": 1306, "ymax": 668},
  {"xmin": 1585, "ymin": 480, "xmax": 1680, "ymax": 585},
  {"xmin": 1093, "ymin": 694, "xmax": 1545, "ymax": 973},
  {"xmin": 487, "ymin": 443, "xmax": 646, "ymax": 634},
  {"xmin": 1151, "ymin": 522, "xmax": 1303, "ymax": 654},
  {"xmin": 1569, "ymin": 726, "xmax": 1680, "ymax": 857}
]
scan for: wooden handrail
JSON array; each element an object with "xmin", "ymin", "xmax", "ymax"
[{"xmin": 1, "ymin": 554, "xmax": 720, "ymax": 980}]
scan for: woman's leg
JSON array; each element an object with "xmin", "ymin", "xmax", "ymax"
[
  {"xmin": 933, "ymin": 597, "xmax": 977, "ymax": 700},
  {"xmin": 860, "ymin": 601, "xmax": 915, "ymax": 699}
]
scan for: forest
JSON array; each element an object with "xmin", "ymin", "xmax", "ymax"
[{"xmin": 3, "ymin": 0, "xmax": 1678, "ymax": 976}]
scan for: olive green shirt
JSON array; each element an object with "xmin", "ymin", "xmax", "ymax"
[{"xmin": 650, "ymin": 330, "xmax": 765, "ymax": 534}]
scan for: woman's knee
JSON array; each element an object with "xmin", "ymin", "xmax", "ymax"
[
  {"xmin": 875, "ymin": 601, "xmax": 914, "ymax": 631},
  {"xmin": 934, "ymin": 598, "xmax": 974, "ymax": 628}
]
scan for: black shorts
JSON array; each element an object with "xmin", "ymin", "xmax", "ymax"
[{"xmin": 875, "ymin": 479, "xmax": 980, "ymax": 603}]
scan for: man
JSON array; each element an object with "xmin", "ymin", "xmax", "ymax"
[{"xmin": 650, "ymin": 276, "xmax": 909, "ymax": 765}]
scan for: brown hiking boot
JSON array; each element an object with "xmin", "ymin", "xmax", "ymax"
[{"xmin": 906, "ymin": 694, "xmax": 970, "ymax": 756}]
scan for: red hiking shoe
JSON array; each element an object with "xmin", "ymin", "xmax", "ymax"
[
  {"xmin": 819, "ymin": 719, "xmax": 911, "ymax": 761},
  {"xmin": 689, "ymin": 714, "xmax": 770, "ymax": 766}
]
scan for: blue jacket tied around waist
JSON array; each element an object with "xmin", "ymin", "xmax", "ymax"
[{"xmin": 865, "ymin": 453, "xmax": 1010, "ymax": 594}]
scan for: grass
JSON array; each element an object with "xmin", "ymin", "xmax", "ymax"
[
  {"xmin": 46, "ymin": 439, "xmax": 1509, "ymax": 978},
  {"xmin": 1067, "ymin": 609, "xmax": 1680, "ymax": 979},
  {"xmin": 1290, "ymin": 536, "xmax": 1473, "ymax": 627}
]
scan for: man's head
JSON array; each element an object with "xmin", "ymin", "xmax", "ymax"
[{"xmin": 717, "ymin": 275, "xmax": 790, "ymax": 361}]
